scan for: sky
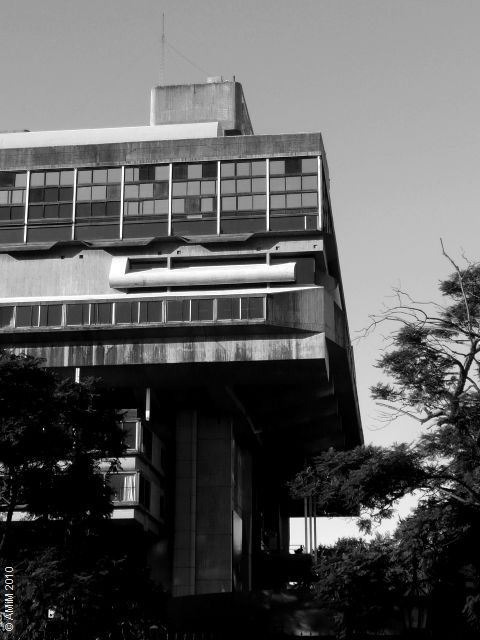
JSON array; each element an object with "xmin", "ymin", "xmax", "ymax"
[{"xmin": 2, "ymin": 0, "xmax": 479, "ymax": 543}]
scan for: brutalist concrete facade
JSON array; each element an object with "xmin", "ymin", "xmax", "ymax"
[{"xmin": 0, "ymin": 80, "xmax": 362, "ymax": 596}]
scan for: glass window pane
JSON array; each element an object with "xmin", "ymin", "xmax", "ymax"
[
  {"xmin": 302, "ymin": 158, "xmax": 318, "ymax": 173},
  {"xmin": 221, "ymin": 180, "xmax": 235, "ymax": 194},
  {"xmin": 236, "ymin": 179, "xmax": 251, "ymax": 193},
  {"xmin": 10, "ymin": 206, "xmax": 24, "ymax": 220},
  {"xmin": 60, "ymin": 171, "xmax": 74, "ymax": 186},
  {"xmin": 302, "ymin": 175, "xmax": 317, "ymax": 190},
  {"xmin": 124, "ymin": 185, "xmax": 139, "ymax": 199},
  {"xmin": 172, "ymin": 164, "xmax": 187, "ymax": 180},
  {"xmin": 122, "ymin": 420, "xmax": 138, "ymax": 449},
  {"xmin": 202, "ymin": 162, "xmax": 217, "ymax": 179},
  {"xmin": 0, "ymin": 306, "xmax": 14, "ymax": 327},
  {"xmin": 92, "ymin": 186, "xmax": 107, "ymax": 200},
  {"xmin": 106, "ymin": 201, "xmax": 120, "ymax": 216},
  {"xmin": 221, "ymin": 196, "xmax": 236, "ymax": 212},
  {"xmin": 270, "ymin": 194, "xmax": 286, "ymax": 209},
  {"xmin": 59, "ymin": 186, "xmax": 74, "ymax": 201},
  {"xmin": 116, "ymin": 301, "xmax": 138, "ymax": 324},
  {"xmin": 252, "ymin": 194, "xmax": 267, "ymax": 210},
  {"xmin": 217, "ymin": 297, "xmax": 240, "ymax": 320},
  {"xmin": 77, "ymin": 186, "xmax": 91, "ymax": 201},
  {"xmin": 139, "ymin": 183, "xmax": 154, "ymax": 198},
  {"xmin": 16, "ymin": 305, "xmax": 38, "ymax": 327},
  {"xmin": 187, "ymin": 181, "xmax": 200, "ymax": 196},
  {"xmin": 91, "ymin": 303, "xmax": 112, "ymax": 325},
  {"xmin": 107, "ymin": 184, "xmax": 121, "ymax": 201},
  {"xmin": 66, "ymin": 304, "xmax": 89, "ymax": 325},
  {"xmin": 302, "ymin": 192, "xmax": 318, "ymax": 207},
  {"xmin": 167, "ymin": 299, "xmax": 190, "ymax": 322},
  {"xmin": 15, "ymin": 173, "xmax": 27, "ymax": 188},
  {"xmin": 92, "ymin": 202, "xmax": 107, "ymax": 216},
  {"xmin": 285, "ymin": 158, "xmax": 302, "ymax": 175},
  {"xmin": 45, "ymin": 172, "xmax": 60, "ymax": 186},
  {"xmin": 172, "ymin": 182, "xmax": 187, "ymax": 196},
  {"xmin": 45, "ymin": 205, "xmax": 59, "ymax": 218},
  {"xmin": 153, "ymin": 182, "xmax": 168, "ymax": 198},
  {"xmin": 139, "ymin": 166, "xmax": 155, "ymax": 181},
  {"xmin": 44, "ymin": 188, "xmax": 59, "ymax": 202},
  {"xmin": 0, "ymin": 172, "xmax": 16, "ymax": 188},
  {"xmin": 28, "ymin": 204, "xmax": 43, "ymax": 219},
  {"xmin": 269, "ymin": 160, "xmax": 285, "ymax": 175},
  {"xmin": 76, "ymin": 203, "xmax": 91, "ymax": 218},
  {"xmin": 251, "ymin": 161, "xmax": 265, "ymax": 176},
  {"xmin": 201, "ymin": 180, "xmax": 216, "ymax": 195},
  {"xmin": 142, "ymin": 200, "xmax": 154, "ymax": 215},
  {"xmin": 185, "ymin": 196, "xmax": 201, "ymax": 214},
  {"xmin": 201, "ymin": 198, "xmax": 214, "ymax": 213},
  {"xmin": 187, "ymin": 164, "xmax": 202, "ymax": 179},
  {"xmin": 252, "ymin": 178, "xmax": 266, "ymax": 192},
  {"xmin": 172, "ymin": 199, "xmax": 185, "ymax": 214},
  {"xmin": 93, "ymin": 169, "xmax": 108, "ymax": 183},
  {"xmin": 107, "ymin": 167, "xmax": 122, "ymax": 183},
  {"xmin": 77, "ymin": 170, "xmax": 92, "ymax": 184},
  {"xmin": 125, "ymin": 201, "xmax": 139, "ymax": 216},
  {"xmin": 236, "ymin": 162, "xmax": 250, "ymax": 177},
  {"xmin": 270, "ymin": 178, "xmax": 285, "ymax": 192},
  {"xmin": 286, "ymin": 193, "xmax": 302, "ymax": 208},
  {"xmin": 238, "ymin": 196, "xmax": 253, "ymax": 210},
  {"xmin": 286, "ymin": 177, "xmax": 301, "ymax": 191},
  {"xmin": 11, "ymin": 190, "xmax": 24, "ymax": 204},
  {"xmin": 221, "ymin": 162, "xmax": 235, "ymax": 177},
  {"xmin": 39, "ymin": 304, "xmax": 62, "ymax": 327},
  {"xmin": 59, "ymin": 203, "xmax": 72, "ymax": 218},
  {"xmin": 155, "ymin": 165, "xmax": 169, "ymax": 180},
  {"xmin": 241, "ymin": 297, "xmax": 264, "ymax": 320},
  {"xmin": 139, "ymin": 300, "xmax": 162, "ymax": 323},
  {"xmin": 124, "ymin": 168, "xmax": 136, "ymax": 182},
  {"xmin": 30, "ymin": 173, "xmax": 44, "ymax": 187},
  {"xmin": 0, "ymin": 192, "xmax": 8, "ymax": 204},
  {"xmin": 154, "ymin": 199, "xmax": 168, "ymax": 214},
  {"xmin": 191, "ymin": 298, "xmax": 213, "ymax": 321}
]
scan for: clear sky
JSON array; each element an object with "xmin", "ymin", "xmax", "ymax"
[{"xmin": 2, "ymin": 0, "xmax": 479, "ymax": 540}]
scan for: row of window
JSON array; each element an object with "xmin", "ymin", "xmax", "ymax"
[
  {"xmin": 0, "ymin": 157, "xmax": 319, "ymax": 221},
  {"xmin": 0, "ymin": 297, "xmax": 266, "ymax": 329}
]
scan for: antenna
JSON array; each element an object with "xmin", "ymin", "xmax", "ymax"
[{"xmin": 160, "ymin": 13, "xmax": 166, "ymax": 85}]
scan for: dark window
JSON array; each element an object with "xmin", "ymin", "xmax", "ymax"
[
  {"xmin": 115, "ymin": 301, "xmax": 138, "ymax": 324},
  {"xmin": 142, "ymin": 427, "xmax": 152, "ymax": 461},
  {"xmin": 91, "ymin": 303, "xmax": 112, "ymax": 325},
  {"xmin": 16, "ymin": 305, "xmax": 39, "ymax": 327},
  {"xmin": 0, "ymin": 306, "xmax": 14, "ymax": 327},
  {"xmin": 0, "ymin": 172, "xmax": 16, "ymax": 188},
  {"xmin": 285, "ymin": 158, "xmax": 302, "ymax": 175},
  {"xmin": 172, "ymin": 164, "xmax": 188, "ymax": 180},
  {"xmin": 217, "ymin": 297, "xmax": 240, "ymax": 320},
  {"xmin": 66, "ymin": 303, "xmax": 89, "ymax": 325},
  {"xmin": 202, "ymin": 162, "xmax": 217, "ymax": 178},
  {"xmin": 241, "ymin": 297, "xmax": 264, "ymax": 320},
  {"xmin": 139, "ymin": 301, "xmax": 163, "ymax": 323},
  {"xmin": 29, "ymin": 188, "xmax": 44, "ymax": 203},
  {"xmin": 191, "ymin": 298, "xmax": 213, "ymax": 321},
  {"xmin": 166, "ymin": 299, "xmax": 190, "ymax": 322},
  {"xmin": 39, "ymin": 304, "xmax": 62, "ymax": 327},
  {"xmin": 59, "ymin": 187, "xmax": 74, "ymax": 201},
  {"xmin": 139, "ymin": 166, "xmax": 155, "ymax": 181},
  {"xmin": 139, "ymin": 475, "xmax": 151, "ymax": 510},
  {"xmin": 185, "ymin": 196, "xmax": 201, "ymax": 214},
  {"xmin": 122, "ymin": 420, "xmax": 138, "ymax": 449},
  {"xmin": 153, "ymin": 182, "xmax": 168, "ymax": 198}
]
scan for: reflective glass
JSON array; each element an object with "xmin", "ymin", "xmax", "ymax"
[
  {"xmin": 0, "ymin": 192, "xmax": 8, "ymax": 204},
  {"xmin": 60, "ymin": 171, "xmax": 74, "ymax": 186},
  {"xmin": 222, "ymin": 196, "xmax": 236, "ymax": 211},
  {"xmin": 93, "ymin": 169, "xmax": 108, "ymax": 183},
  {"xmin": 139, "ymin": 301, "xmax": 163, "ymax": 323},
  {"xmin": 125, "ymin": 202, "xmax": 139, "ymax": 216},
  {"xmin": 201, "ymin": 198, "xmax": 214, "ymax": 212},
  {"xmin": 172, "ymin": 199, "xmax": 185, "ymax": 214},
  {"xmin": 241, "ymin": 297, "xmax": 264, "ymax": 319},
  {"xmin": 91, "ymin": 303, "xmax": 112, "ymax": 325},
  {"xmin": 59, "ymin": 187, "xmax": 74, "ymax": 201},
  {"xmin": 155, "ymin": 165, "xmax": 169, "ymax": 180},
  {"xmin": 45, "ymin": 172, "xmax": 60, "ymax": 186},
  {"xmin": 107, "ymin": 167, "xmax": 122, "ymax": 183},
  {"xmin": 76, "ymin": 187, "xmax": 90, "ymax": 201},
  {"xmin": 286, "ymin": 193, "xmax": 302, "ymax": 208},
  {"xmin": 217, "ymin": 297, "xmax": 240, "ymax": 320},
  {"xmin": 172, "ymin": 164, "xmax": 187, "ymax": 180},
  {"xmin": 286, "ymin": 177, "xmax": 301, "ymax": 191},
  {"xmin": 0, "ymin": 306, "xmax": 13, "ymax": 327},
  {"xmin": 139, "ymin": 183, "xmax": 154, "ymax": 198},
  {"xmin": 16, "ymin": 305, "xmax": 39, "ymax": 327},
  {"xmin": 59, "ymin": 203, "xmax": 72, "ymax": 218},
  {"xmin": 187, "ymin": 181, "xmax": 200, "ymax": 196},
  {"xmin": 92, "ymin": 186, "xmax": 107, "ymax": 200},
  {"xmin": 269, "ymin": 160, "xmax": 285, "ymax": 175},
  {"xmin": 11, "ymin": 190, "xmax": 24, "ymax": 204},
  {"xmin": 39, "ymin": 304, "xmax": 62, "ymax": 327},
  {"xmin": 15, "ymin": 173, "xmax": 27, "ymax": 188},
  {"xmin": 116, "ymin": 301, "xmax": 138, "ymax": 324},
  {"xmin": 125, "ymin": 168, "xmax": 137, "ymax": 182},
  {"xmin": 45, "ymin": 205, "xmax": 58, "ymax": 218},
  {"xmin": 252, "ymin": 178, "xmax": 266, "ymax": 192},
  {"xmin": 76, "ymin": 203, "xmax": 91, "ymax": 218},
  {"xmin": 92, "ymin": 202, "xmax": 107, "ymax": 216},
  {"xmin": 154, "ymin": 200, "xmax": 168, "ymax": 214},
  {"xmin": 302, "ymin": 192, "xmax": 318, "ymax": 207},
  {"xmin": 107, "ymin": 184, "xmax": 121, "ymax": 200},
  {"xmin": 187, "ymin": 164, "xmax": 202, "ymax": 179},
  {"xmin": 202, "ymin": 162, "xmax": 217, "ymax": 178},
  {"xmin": 167, "ymin": 299, "xmax": 190, "ymax": 322},
  {"xmin": 253, "ymin": 194, "xmax": 267, "ymax": 209},
  {"xmin": 191, "ymin": 298, "xmax": 213, "ymax": 321},
  {"xmin": 236, "ymin": 179, "xmax": 251, "ymax": 193},
  {"xmin": 78, "ymin": 170, "xmax": 92, "ymax": 184},
  {"xmin": 153, "ymin": 182, "xmax": 168, "ymax": 198},
  {"xmin": 44, "ymin": 188, "xmax": 58, "ymax": 202},
  {"xmin": 270, "ymin": 194, "xmax": 285, "ymax": 209},
  {"xmin": 172, "ymin": 182, "xmax": 187, "ymax": 196},
  {"xmin": 302, "ymin": 175, "xmax": 317, "ymax": 190},
  {"xmin": 125, "ymin": 185, "xmax": 139, "ymax": 199},
  {"xmin": 251, "ymin": 161, "xmax": 265, "ymax": 176},
  {"xmin": 221, "ymin": 163, "xmax": 235, "ymax": 177},
  {"xmin": 221, "ymin": 180, "xmax": 235, "ymax": 194},
  {"xmin": 201, "ymin": 180, "xmax": 216, "ymax": 195},
  {"xmin": 143, "ymin": 200, "xmax": 154, "ymax": 215},
  {"xmin": 270, "ymin": 178, "xmax": 285, "ymax": 192},
  {"xmin": 302, "ymin": 158, "xmax": 318, "ymax": 173},
  {"xmin": 238, "ymin": 196, "xmax": 253, "ymax": 210},
  {"xmin": 30, "ymin": 173, "xmax": 44, "ymax": 187},
  {"xmin": 236, "ymin": 162, "xmax": 250, "ymax": 177}
]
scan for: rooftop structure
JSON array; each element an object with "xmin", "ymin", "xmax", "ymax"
[{"xmin": 0, "ymin": 78, "xmax": 362, "ymax": 597}]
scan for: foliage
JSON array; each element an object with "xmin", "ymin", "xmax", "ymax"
[
  {"xmin": 0, "ymin": 351, "xmax": 125, "ymax": 555},
  {"xmin": 290, "ymin": 255, "xmax": 480, "ymax": 635}
]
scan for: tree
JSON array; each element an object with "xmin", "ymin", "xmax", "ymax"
[
  {"xmin": 290, "ymin": 253, "xmax": 480, "ymax": 635},
  {"xmin": 0, "ymin": 351, "xmax": 125, "ymax": 556}
]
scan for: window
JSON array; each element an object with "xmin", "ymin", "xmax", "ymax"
[
  {"xmin": 15, "ymin": 305, "xmax": 39, "ymax": 327},
  {"xmin": 139, "ymin": 475, "xmax": 151, "ymax": 510},
  {"xmin": 217, "ymin": 297, "xmax": 241, "ymax": 320},
  {"xmin": 121, "ymin": 420, "xmax": 138, "ymax": 450},
  {"xmin": 241, "ymin": 297, "xmax": 264, "ymax": 320},
  {"xmin": 115, "ymin": 301, "xmax": 139, "ymax": 324},
  {"xmin": 172, "ymin": 163, "xmax": 217, "ymax": 218},
  {"xmin": 139, "ymin": 300, "xmax": 163, "ymax": 323},
  {"xmin": 109, "ymin": 473, "xmax": 136, "ymax": 503},
  {"xmin": 0, "ymin": 172, "xmax": 27, "ymax": 222},
  {"xmin": 39, "ymin": 304, "xmax": 62, "ymax": 327},
  {"xmin": 124, "ymin": 164, "xmax": 169, "ymax": 218},
  {"xmin": 66, "ymin": 303, "xmax": 90, "ymax": 326},
  {"xmin": 221, "ymin": 160, "xmax": 266, "ymax": 216},
  {"xmin": 0, "ymin": 306, "xmax": 14, "ymax": 328},
  {"xmin": 28, "ymin": 170, "xmax": 74, "ymax": 220},
  {"xmin": 269, "ymin": 157, "xmax": 318, "ymax": 214},
  {"xmin": 191, "ymin": 298, "xmax": 214, "ymax": 321},
  {"xmin": 91, "ymin": 303, "xmax": 112, "ymax": 325},
  {"xmin": 142, "ymin": 427, "xmax": 152, "ymax": 461},
  {"xmin": 166, "ymin": 299, "xmax": 190, "ymax": 322},
  {"xmin": 76, "ymin": 167, "xmax": 121, "ymax": 219}
]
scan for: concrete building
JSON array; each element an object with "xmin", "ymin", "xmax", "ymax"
[{"xmin": 0, "ymin": 79, "xmax": 362, "ymax": 597}]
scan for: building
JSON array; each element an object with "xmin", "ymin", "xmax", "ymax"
[{"xmin": 0, "ymin": 79, "xmax": 362, "ymax": 597}]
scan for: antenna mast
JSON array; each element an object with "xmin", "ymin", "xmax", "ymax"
[{"xmin": 160, "ymin": 13, "xmax": 166, "ymax": 85}]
